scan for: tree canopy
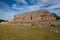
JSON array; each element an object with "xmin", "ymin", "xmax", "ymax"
[
  {"xmin": 51, "ymin": 13, "xmax": 60, "ymax": 20},
  {"xmin": 0, "ymin": 19, "xmax": 8, "ymax": 23}
]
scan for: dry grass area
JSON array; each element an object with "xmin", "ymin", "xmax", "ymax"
[{"xmin": 0, "ymin": 23, "xmax": 60, "ymax": 40}]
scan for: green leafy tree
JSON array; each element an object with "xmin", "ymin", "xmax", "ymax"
[
  {"xmin": 51, "ymin": 13, "xmax": 60, "ymax": 20},
  {"xmin": 0, "ymin": 19, "xmax": 5, "ymax": 23},
  {"xmin": 0, "ymin": 19, "xmax": 8, "ymax": 23},
  {"xmin": 51, "ymin": 13, "xmax": 58, "ymax": 17}
]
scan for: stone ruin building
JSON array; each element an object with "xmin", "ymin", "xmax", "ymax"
[
  {"xmin": 10, "ymin": 10, "xmax": 56, "ymax": 23},
  {"xmin": 10, "ymin": 10, "xmax": 60, "ymax": 26}
]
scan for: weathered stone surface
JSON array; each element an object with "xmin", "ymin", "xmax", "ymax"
[
  {"xmin": 9, "ymin": 10, "xmax": 60, "ymax": 26},
  {"xmin": 10, "ymin": 10, "xmax": 56, "ymax": 23}
]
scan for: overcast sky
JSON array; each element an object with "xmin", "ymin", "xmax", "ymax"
[{"xmin": 0, "ymin": 0, "xmax": 60, "ymax": 20}]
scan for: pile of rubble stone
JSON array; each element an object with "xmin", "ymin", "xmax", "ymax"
[{"xmin": 49, "ymin": 24, "xmax": 60, "ymax": 33}]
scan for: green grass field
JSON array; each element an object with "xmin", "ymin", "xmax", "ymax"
[{"xmin": 0, "ymin": 23, "xmax": 60, "ymax": 40}]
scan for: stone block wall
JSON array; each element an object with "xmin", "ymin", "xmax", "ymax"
[
  {"xmin": 9, "ymin": 10, "xmax": 57, "ymax": 26},
  {"xmin": 34, "ymin": 20, "xmax": 60, "ymax": 27},
  {"xmin": 10, "ymin": 20, "xmax": 60, "ymax": 27},
  {"xmin": 10, "ymin": 10, "xmax": 56, "ymax": 23}
]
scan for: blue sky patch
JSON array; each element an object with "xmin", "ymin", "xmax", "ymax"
[{"xmin": 0, "ymin": 0, "xmax": 60, "ymax": 20}]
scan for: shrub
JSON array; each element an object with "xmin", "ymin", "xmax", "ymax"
[
  {"xmin": 31, "ymin": 22, "xmax": 36, "ymax": 26},
  {"xmin": 50, "ymin": 24, "xmax": 56, "ymax": 27}
]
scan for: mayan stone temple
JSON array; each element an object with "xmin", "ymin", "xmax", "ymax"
[{"xmin": 10, "ymin": 10, "xmax": 60, "ymax": 26}]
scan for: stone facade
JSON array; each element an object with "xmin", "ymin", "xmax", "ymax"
[{"xmin": 10, "ymin": 10, "xmax": 56, "ymax": 23}]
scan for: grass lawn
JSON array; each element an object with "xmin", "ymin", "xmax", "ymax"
[{"xmin": 0, "ymin": 23, "xmax": 60, "ymax": 40}]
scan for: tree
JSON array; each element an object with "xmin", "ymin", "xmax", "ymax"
[
  {"xmin": 0, "ymin": 19, "xmax": 8, "ymax": 23},
  {"xmin": 56, "ymin": 16, "xmax": 60, "ymax": 20},
  {"xmin": 0, "ymin": 19, "xmax": 5, "ymax": 23},
  {"xmin": 51, "ymin": 13, "xmax": 60, "ymax": 20},
  {"xmin": 51, "ymin": 13, "xmax": 58, "ymax": 17}
]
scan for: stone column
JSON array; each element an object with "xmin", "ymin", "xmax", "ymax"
[
  {"xmin": 46, "ymin": 16, "xmax": 49, "ymax": 21},
  {"xmin": 41, "ymin": 16, "xmax": 43, "ymax": 21}
]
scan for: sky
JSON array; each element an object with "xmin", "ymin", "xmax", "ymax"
[{"xmin": 0, "ymin": 0, "xmax": 60, "ymax": 20}]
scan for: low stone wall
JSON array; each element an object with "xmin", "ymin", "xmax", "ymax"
[
  {"xmin": 10, "ymin": 22, "xmax": 32, "ymax": 26},
  {"xmin": 10, "ymin": 20, "xmax": 60, "ymax": 27},
  {"xmin": 35, "ymin": 20, "xmax": 60, "ymax": 27}
]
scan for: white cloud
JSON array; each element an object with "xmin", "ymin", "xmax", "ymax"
[
  {"xmin": 47, "ymin": 4, "xmax": 60, "ymax": 9},
  {"xmin": 12, "ymin": 0, "xmax": 60, "ymax": 16},
  {"xmin": 27, "ymin": 4, "xmax": 46, "ymax": 11},
  {"xmin": 28, "ymin": 6, "xmax": 40, "ymax": 11},
  {"xmin": 0, "ymin": 1, "xmax": 11, "ymax": 12},
  {"xmin": 12, "ymin": 0, "xmax": 50, "ymax": 10},
  {"xmin": 12, "ymin": 4, "xmax": 23, "ymax": 10},
  {"xmin": 14, "ymin": 0, "xmax": 27, "ymax": 4},
  {"xmin": 54, "ymin": 10, "xmax": 60, "ymax": 16},
  {"xmin": 42, "ymin": 0, "xmax": 50, "ymax": 3},
  {"xmin": 28, "ymin": 0, "xmax": 49, "ymax": 5},
  {"xmin": 14, "ymin": 0, "xmax": 49, "ymax": 5},
  {"xmin": 12, "ymin": 3, "xmax": 47, "ymax": 11}
]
